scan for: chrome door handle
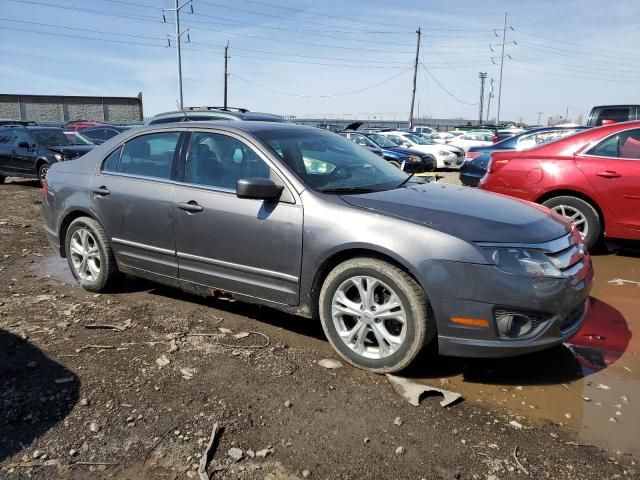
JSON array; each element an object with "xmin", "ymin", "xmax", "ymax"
[
  {"xmin": 177, "ymin": 201, "xmax": 203, "ymax": 213},
  {"xmin": 92, "ymin": 186, "xmax": 110, "ymax": 196}
]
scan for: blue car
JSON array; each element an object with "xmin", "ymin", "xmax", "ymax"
[
  {"xmin": 341, "ymin": 131, "xmax": 435, "ymax": 172},
  {"xmin": 459, "ymin": 126, "xmax": 589, "ymax": 187}
]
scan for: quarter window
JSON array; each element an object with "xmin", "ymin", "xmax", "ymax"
[
  {"xmin": 185, "ymin": 132, "xmax": 270, "ymax": 190},
  {"xmin": 102, "ymin": 146, "xmax": 122, "ymax": 172},
  {"xmin": 118, "ymin": 132, "xmax": 180, "ymax": 179},
  {"xmin": 587, "ymin": 129, "xmax": 640, "ymax": 159}
]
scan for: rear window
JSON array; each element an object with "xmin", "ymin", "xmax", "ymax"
[
  {"xmin": 592, "ymin": 107, "xmax": 633, "ymax": 126},
  {"xmin": 117, "ymin": 132, "xmax": 180, "ymax": 179}
]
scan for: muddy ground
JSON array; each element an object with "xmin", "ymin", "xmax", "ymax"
[{"xmin": 0, "ymin": 175, "xmax": 638, "ymax": 479}]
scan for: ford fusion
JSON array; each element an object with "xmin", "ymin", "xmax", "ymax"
[{"xmin": 42, "ymin": 122, "xmax": 593, "ymax": 372}]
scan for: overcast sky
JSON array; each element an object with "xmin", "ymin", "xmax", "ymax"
[{"xmin": 1, "ymin": 0, "xmax": 639, "ymax": 123}]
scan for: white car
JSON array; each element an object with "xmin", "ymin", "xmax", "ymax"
[
  {"xmin": 378, "ymin": 131, "xmax": 464, "ymax": 169},
  {"xmin": 412, "ymin": 125, "xmax": 436, "ymax": 135},
  {"xmin": 447, "ymin": 132, "xmax": 494, "ymax": 152},
  {"xmin": 429, "ymin": 131, "xmax": 464, "ymax": 144}
]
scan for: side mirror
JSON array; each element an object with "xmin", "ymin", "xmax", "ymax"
[
  {"xmin": 236, "ymin": 177, "xmax": 284, "ymax": 201},
  {"xmin": 18, "ymin": 141, "xmax": 30, "ymax": 149}
]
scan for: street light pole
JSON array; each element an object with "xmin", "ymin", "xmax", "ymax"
[
  {"xmin": 478, "ymin": 72, "xmax": 487, "ymax": 125},
  {"xmin": 496, "ymin": 12, "xmax": 507, "ymax": 125}
]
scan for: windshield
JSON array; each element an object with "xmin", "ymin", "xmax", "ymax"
[
  {"xmin": 254, "ymin": 128, "xmax": 407, "ymax": 193},
  {"xmin": 366, "ymin": 133, "xmax": 397, "ymax": 148},
  {"xmin": 31, "ymin": 129, "xmax": 93, "ymax": 146},
  {"xmin": 403, "ymin": 133, "xmax": 430, "ymax": 145}
]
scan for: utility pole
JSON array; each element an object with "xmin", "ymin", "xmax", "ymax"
[
  {"xmin": 478, "ymin": 72, "xmax": 487, "ymax": 125},
  {"xmin": 163, "ymin": 0, "xmax": 193, "ymax": 110},
  {"xmin": 408, "ymin": 27, "xmax": 421, "ymax": 129},
  {"xmin": 496, "ymin": 12, "xmax": 507, "ymax": 126},
  {"xmin": 537, "ymin": 111, "xmax": 543, "ymax": 126},
  {"xmin": 224, "ymin": 41, "xmax": 230, "ymax": 109},
  {"xmin": 486, "ymin": 78, "xmax": 494, "ymax": 123},
  {"xmin": 565, "ymin": 106, "xmax": 570, "ymax": 122}
]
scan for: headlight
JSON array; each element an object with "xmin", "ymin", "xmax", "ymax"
[
  {"xmin": 483, "ymin": 247, "xmax": 563, "ymax": 278},
  {"xmin": 53, "ymin": 153, "xmax": 63, "ymax": 161},
  {"xmin": 409, "ymin": 155, "xmax": 420, "ymax": 163},
  {"xmin": 437, "ymin": 150, "xmax": 451, "ymax": 156}
]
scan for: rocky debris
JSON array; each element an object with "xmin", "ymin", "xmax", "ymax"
[
  {"xmin": 69, "ymin": 449, "xmax": 79, "ymax": 457},
  {"xmin": 394, "ymin": 417, "xmax": 403, "ymax": 426},
  {"xmin": 234, "ymin": 332, "xmax": 250, "ymax": 339},
  {"xmin": 156, "ymin": 355, "xmax": 171, "ymax": 368},
  {"xmin": 509, "ymin": 420, "xmax": 523, "ymax": 429},
  {"xmin": 219, "ymin": 327, "xmax": 233, "ymax": 334},
  {"xmin": 181, "ymin": 367, "xmax": 197, "ymax": 380},
  {"xmin": 386, "ymin": 374, "xmax": 462, "ymax": 407},
  {"xmin": 256, "ymin": 447, "xmax": 274, "ymax": 458},
  {"xmin": 32, "ymin": 450, "xmax": 44, "ymax": 459},
  {"xmin": 395, "ymin": 446, "xmax": 405, "ymax": 455},
  {"xmin": 302, "ymin": 469, "xmax": 311, "ymax": 478},
  {"xmin": 284, "ymin": 400, "xmax": 292, "ymax": 408},
  {"xmin": 363, "ymin": 438, "xmax": 370, "ymax": 444},
  {"xmin": 318, "ymin": 358, "xmax": 343, "ymax": 369},
  {"xmin": 228, "ymin": 447, "xmax": 244, "ymax": 462},
  {"xmin": 89, "ymin": 422, "xmax": 100, "ymax": 433}
]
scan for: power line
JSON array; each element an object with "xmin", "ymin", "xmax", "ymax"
[
  {"xmin": 420, "ymin": 64, "xmax": 478, "ymax": 106},
  {"xmin": 512, "ymin": 39, "xmax": 640, "ymax": 66},
  {"xmin": 508, "ymin": 63, "xmax": 640, "ymax": 83},
  {"xmin": 229, "ymin": 68, "xmax": 413, "ymax": 98}
]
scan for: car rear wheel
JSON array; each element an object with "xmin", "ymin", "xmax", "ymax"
[
  {"xmin": 319, "ymin": 258, "xmax": 435, "ymax": 373},
  {"xmin": 65, "ymin": 217, "xmax": 118, "ymax": 292},
  {"xmin": 542, "ymin": 196, "xmax": 601, "ymax": 248},
  {"xmin": 37, "ymin": 163, "xmax": 49, "ymax": 185},
  {"xmin": 0, "ymin": 175, "xmax": 5, "ymax": 185}
]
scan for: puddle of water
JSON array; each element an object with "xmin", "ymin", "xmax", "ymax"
[
  {"xmin": 36, "ymin": 256, "xmax": 78, "ymax": 285},
  {"xmin": 415, "ymin": 252, "xmax": 640, "ymax": 456}
]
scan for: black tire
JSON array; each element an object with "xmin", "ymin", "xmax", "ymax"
[
  {"xmin": 318, "ymin": 258, "xmax": 436, "ymax": 373},
  {"xmin": 0, "ymin": 175, "xmax": 5, "ymax": 185},
  {"xmin": 542, "ymin": 196, "xmax": 601, "ymax": 248},
  {"xmin": 388, "ymin": 160, "xmax": 401, "ymax": 169},
  {"xmin": 64, "ymin": 217, "xmax": 118, "ymax": 292},
  {"xmin": 37, "ymin": 163, "xmax": 50, "ymax": 185}
]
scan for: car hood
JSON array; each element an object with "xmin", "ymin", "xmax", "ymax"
[
  {"xmin": 383, "ymin": 146, "xmax": 425, "ymax": 156},
  {"xmin": 46, "ymin": 145, "xmax": 95, "ymax": 157},
  {"xmin": 340, "ymin": 183, "xmax": 569, "ymax": 243}
]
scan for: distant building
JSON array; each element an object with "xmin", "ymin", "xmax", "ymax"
[{"xmin": 0, "ymin": 93, "xmax": 144, "ymax": 124}]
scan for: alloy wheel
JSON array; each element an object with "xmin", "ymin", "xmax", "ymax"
[
  {"xmin": 331, "ymin": 275, "xmax": 407, "ymax": 360},
  {"xmin": 69, "ymin": 227, "xmax": 101, "ymax": 282},
  {"xmin": 551, "ymin": 204, "xmax": 589, "ymax": 238}
]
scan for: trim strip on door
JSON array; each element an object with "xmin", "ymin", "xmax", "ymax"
[
  {"xmin": 112, "ymin": 237, "xmax": 176, "ymax": 256},
  {"xmin": 177, "ymin": 251, "xmax": 298, "ymax": 284}
]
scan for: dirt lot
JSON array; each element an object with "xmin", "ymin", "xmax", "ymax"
[{"xmin": 1, "ymin": 176, "xmax": 638, "ymax": 479}]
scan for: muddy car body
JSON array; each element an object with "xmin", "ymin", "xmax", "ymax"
[{"xmin": 42, "ymin": 122, "xmax": 593, "ymax": 372}]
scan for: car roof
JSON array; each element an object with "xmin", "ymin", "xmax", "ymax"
[{"xmin": 130, "ymin": 120, "xmax": 323, "ymax": 136}]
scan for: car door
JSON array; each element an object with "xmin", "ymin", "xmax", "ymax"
[
  {"xmin": 172, "ymin": 130, "xmax": 303, "ymax": 305},
  {"xmin": 8, "ymin": 130, "xmax": 36, "ymax": 173},
  {"xmin": 576, "ymin": 127, "xmax": 640, "ymax": 231},
  {"xmin": 90, "ymin": 131, "xmax": 183, "ymax": 277},
  {"xmin": 0, "ymin": 128, "xmax": 13, "ymax": 173}
]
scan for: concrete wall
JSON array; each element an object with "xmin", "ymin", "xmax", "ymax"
[{"xmin": 0, "ymin": 93, "xmax": 144, "ymax": 124}]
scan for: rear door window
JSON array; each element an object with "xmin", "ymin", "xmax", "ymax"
[
  {"xmin": 596, "ymin": 107, "xmax": 632, "ymax": 126},
  {"xmin": 118, "ymin": 132, "xmax": 180, "ymax": 179},
  {"xmin": 587, "ymin": 129, "xmax": 640, "ymax": 159}
]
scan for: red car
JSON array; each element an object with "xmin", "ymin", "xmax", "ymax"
[
  {"xmin": 64, "ymin": 120, "xmax": 108, "ymax": 132},
  {"xmin": 479, "ymin": 121, "xmax": 640, "ymax": 247}
]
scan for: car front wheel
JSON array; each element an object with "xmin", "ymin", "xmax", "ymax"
[
  {"xmin": 319, "ymin": 258, "xmax": 435, "ymax": 373},
  {"xmin": 64, "ymin": 217, "xmax": 118, "ymax": 292},
  {"xmin": 542, "ymin": 196, "xmax": 601, "ymax": 248},
  {"xmin": 37, "ymin": 163, "xmax": 49, "ymax": 185}
]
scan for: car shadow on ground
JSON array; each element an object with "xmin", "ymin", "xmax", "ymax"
[{"xmin": 0, "ymin": 329, "xmax": 80, "ymax": 462}]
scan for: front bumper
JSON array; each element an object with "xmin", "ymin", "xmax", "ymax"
[
  {"xmin": 440, "ymin": 153, "xmax": 464, "ymax": 169},
  {"xmin": 417, "ymin": 258, "xmax": 593, "ymax": 358}
]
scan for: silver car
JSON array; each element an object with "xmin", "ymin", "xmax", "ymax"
[{"xmin": 42, "ymin": 122, "xmax": 593, "ymax": 373}]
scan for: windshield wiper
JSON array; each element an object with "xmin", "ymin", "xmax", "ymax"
[
  {"xmin": 396, "ymin": 172, "xmax": 416, "ymax": 189},
  {"xmin": 320, "ymin": 187, "xmax": 376, "ymax": 194}
]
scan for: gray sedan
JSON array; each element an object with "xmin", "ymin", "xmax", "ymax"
[{"xmin": 42, "ymin": 122, "xmax": 593, "ymax": 372}]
